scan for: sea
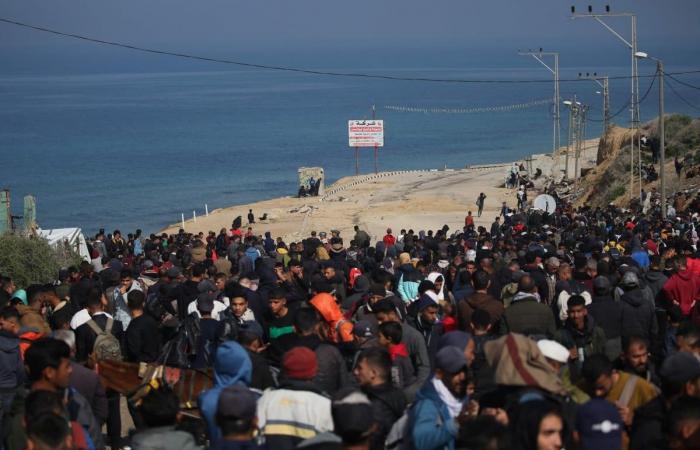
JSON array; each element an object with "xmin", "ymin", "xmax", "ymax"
[{"xmin": 2, "ymin": 55, "xmax": 699, "ymax": 235}]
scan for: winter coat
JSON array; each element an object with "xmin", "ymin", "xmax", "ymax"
[
  {"xmin": 409, "ymin": 379, "xmax": 458, "ymax": 450},
  {"xmin": 131, "ymin": 426, "xmax": 201, "ymax": 450},
  {"xmin": 457, "ymin": 292, "xmax": 504, "ymax": 331},
  {"xmin": 257, "ymin": 379, "xmax": 333, "ymax": 450},
  {"xmin": 629, "ymin": 396, "xmax": 667, "ymax": 450},
  {"xmin": 643, "ymin": 271, "xmax": 668, "ymax": 301},
  {"xmin": 287, "ymin": 335, "xmax": 350, "ymax": 396},
  {"xmin": 587, "ymin": 294, "xmax": 623, "ymax": 339},
  {"xmin": 406, "ymin": 316, "xmax": 442, "ymax": 369},
  {"xmin": 662, "ymin": 269, "xmax": 700, "ymax": 315},
  {"xmin": 554, "ymin": 317, "xmax": 607, "ymax": 378},
  {"xmin": 199, "ymin": 341, "xmax": 253, "ymax": 442},
  {"xmin": 620, "ymin": 288, "xmax": 659, "ymax": 346},
  {"xmin": 15, "ymin": 304, "xmax": 50, "ymax": 335},
  {"xmin": 400, "ymin": 322, "xmax": 432, "ymax": 402},
  {"xmin": 0, "ymin": 331, "xmax": 23, "ymax": 389},
  {"xmin": 363, "ymin": 382, "xmax": 407, "ymax": 450},
  {"xmin": 397, "ymin": 265, "xmax": 422, "ymax": 304},
  {"xmin": 500, "ymin": 293, "xmax": 556, "ymax": 338}
]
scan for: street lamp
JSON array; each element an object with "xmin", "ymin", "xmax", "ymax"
[{"xmin": 635, "ymin": 51, "xmax": 665, "ymax": 218}]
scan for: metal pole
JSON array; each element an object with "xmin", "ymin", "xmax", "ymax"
[
  {"xmin": 355, "ymin": 147, "xmax": 359, "ymax": 175},
  {"xmin": 181, "ymin": 213, "xmax": 185, "ymax": 230},
  {"xmin": 574, "ymin": 106, "xmax": 581, "ymax": 183},
  {"xmin": 632, "ymin": 15, "xmax": 642, "ymax": 200},
  {"xmin": 555, "ymin": 54, "xmax": 560, "ymax": 152},
  {"xmin": 603, "ymin": 77, "xmax": 610, "ymax": 133},
  {"xmin": 659, "ymin": 61, "xmax": 666, "ymax": 218},
  {"xmin": 205, "ymin": 204, "xmax": 209, "ymax": 216},
  {"xmin": 565, "ymin": 101, "xmax": 573, "ymax": 179},
  {"xmin": 372, "ymin": 104, "xmax": 378, "ymax": 173}
]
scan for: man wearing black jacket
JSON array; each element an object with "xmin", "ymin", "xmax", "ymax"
[
  {"xmin": 354, "ymin": 347, "xmax": 407, "ymax": 450},
  {"xmin": 125, "ymin": 291, "xmax": 161, "ymax": 363}
]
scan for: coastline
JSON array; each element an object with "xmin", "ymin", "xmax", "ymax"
[{"xmin": 160, "ymin": 138, "xmax": 600, "ymax": 243}]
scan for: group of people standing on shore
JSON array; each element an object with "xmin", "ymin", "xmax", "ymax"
[{"xmin": 2, "ymin": 187, "xmax": 700, "ymax": 450}]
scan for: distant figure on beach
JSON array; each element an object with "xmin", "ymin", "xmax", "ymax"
[
  {"xmin": 675, "ymin": 156, "xmax": 684, "ymax": 180},
  {"xmin": 232, "ymin": 215, "xmax": 242, "ymax": 231},
  {"xmin": 298, "ymin": 185, "xmax": 307, "ymax": 198},
  {"xmin": 247, "ymin": 209, "xmax": 255, "ymax": 224},
  {"xmin": 500, "ymin": 201, "xmax": 509, "ymax": 217},
  {"xmin": 476, "ymin": 193, "xmax": 486, "ymax": 217},
  {"xmin": 383, "ymin": 228, "xmax": 396, "ymax": 249},
  {"xmin": 311, "ymin": 177, "xmax": 322, "ymax": 196},
  {"xmin": 465, "ymin": 211, "xmax": 474, "ymax": 228}
]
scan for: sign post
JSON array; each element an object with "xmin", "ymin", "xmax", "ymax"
[{"xmin": 348, "ymin": 119, "xmax": 384, "ymax": 176}]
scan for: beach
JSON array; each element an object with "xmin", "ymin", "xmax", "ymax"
[{"xmin": 161, "ymin": 138, "xmax": 600, "ymax": 242}]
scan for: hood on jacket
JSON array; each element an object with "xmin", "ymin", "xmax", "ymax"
[
  {"xmin": 427, "ymin": 272, "xmax": 445, "ymax": 300},
  {"xmin": 199, "ymin": 341, "xmax": 253, "ymax": 442},
  {"xmin": 213, "ymin": 341, "xmax": 252, "ymax": 387},
  {"xmin": 310, "ymin": 292, "xmax": 343, "ymax": 323},
  {"xmin": 620, "ymin": 289, "xmax": 645, "ymax": 307}
]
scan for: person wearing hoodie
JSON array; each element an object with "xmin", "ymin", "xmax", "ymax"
[
  {"xmin": 378, "ymin": 321, "xmax": 416, "ymax": 390},
  {"xmin": 199, "ymin": 340, "xmax": 253, "ymax": 443},
  {"xmin": 663, "ymin": 256, "xmax": 700, "ymax": 318},
  {"xmin": 396, "ymin": 254, "xmax": 423, "ymax": 305},
  {"xmin": 457, "ymin": 270, "xmax": 503, "ymax": 331},
  {"xmin": 406, "ymin": 294, "xmax": 443, "ymax": 368},
  {"xmin": 309, "ymin": 285, "xmax": 353, "ymax": 345},
  {"xmin": 427, "ymin": 272, "xmax": 451, "ymax": 306},
  {"xmin": 554, "ymin": 295, "xmax": 607, "ymax": 380},
  {"xmin": 587, "ymin": 276, "xmax": 624, "ymax": 362},
  {"xmin": 619, "ymin": 271, "xmax": 659, "ymax": 350},
  {"xmin": 643, "ymin": 255, "xmax": 668, "ymax": 302},
  {"xmin": 353, "ymin": 347, "xmax": 407, "ymax": 450},
  {"xmin": 283, "ymin": 308, "xmax": 349, "ymax": 396},
  {"xmin": 263, "ymin": 231, "xmax": 276, "ymax": 255},
  {"xmin": 343, "ymin": 275, "xmax": 370, "ymax": 311},
  {"xmin": 372, "ymin": 298, "xmax": 430, "ymax": 402},
  {"xmin": 409, "ymin": 346, "xmax": 468, "ymax": 450},
  {"xmin": 500, "ymin": 275, "xmax": 557, "ymax": 338}
]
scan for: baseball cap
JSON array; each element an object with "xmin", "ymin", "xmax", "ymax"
[
  {"xmin": 217, "ymin": 384, "xmax": 257, "ymax": 421},
  {"xmin": 435, "ymin": 346, "xmax": 468, "ymax": 374},
  {"xmin": 353, "ymin": 321, "xmax": 373, "ymax": 338},
  {"xmin": 576, "ymin": 398, "xmax": 623, "ymax": 450}
]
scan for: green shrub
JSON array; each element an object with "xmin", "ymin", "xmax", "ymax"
[
  {"xmin": 606, "ymin": 184, "xmax": 626, "ymax": 204},
  {"xmin": 0, "ymin": 233, "xmax": 81, "ymax": 288}
]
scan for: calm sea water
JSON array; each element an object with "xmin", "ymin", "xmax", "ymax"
[{"xmin": 1, "ymin": 63, "xmax": 698, "ymax": 234}]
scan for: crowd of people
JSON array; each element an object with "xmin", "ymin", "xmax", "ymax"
[{"xmin": 2, "ymin": 192, "xmax": 700, "ymax": 450}]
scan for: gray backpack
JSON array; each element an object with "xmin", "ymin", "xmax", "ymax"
[{"xmin": 86, "ymin": 318, "xmax": 123, "ymax": 362}]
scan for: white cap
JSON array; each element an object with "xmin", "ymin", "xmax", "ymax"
[
  {"xmin": 537, "ymin": 339, "xmax": 569, "ymax": 364},
  {"xmin": 466, "ymin": 250, "xmax": 477, "ymax": 262}
]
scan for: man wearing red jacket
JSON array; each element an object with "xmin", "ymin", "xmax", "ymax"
[{"xmin": 663, "ymin": 256, "xmax": 700, "ymax": 317}]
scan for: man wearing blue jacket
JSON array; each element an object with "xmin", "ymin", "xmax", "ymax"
[{"xmin": 409, "ymin": 346, "xmax": 468, "ymax": 450}]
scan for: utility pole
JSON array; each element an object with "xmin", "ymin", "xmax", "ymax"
[
  {"xmin": 571, "ymin": 5, "xmax": 641, "ymax": 200},
  {"xmin": 636, "ymin": 52, "xmax": 666, "ymax": 217},
  {"xmin": 578, "ymin": 72, "xmax": 610, "ymax": 134},
  {"xmin": 372, "ymin": 104, "xmax": 378, "ymax": 174},
  {"xmin": 563, "ymin": 97, "xmax": 579, "ymax": 180},
  {"xmin": 518, "ymin": 49, "xmax": 560, "ymax": 155}
]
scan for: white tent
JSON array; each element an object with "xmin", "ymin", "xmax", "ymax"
[{"xmin": 37, "ymin": 228, "xmax": 90, "ymax": 261}]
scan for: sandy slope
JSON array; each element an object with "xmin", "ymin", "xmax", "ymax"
[{"xmin": 160, "ymin": 139, "xmax": 599, "ymax": 243}]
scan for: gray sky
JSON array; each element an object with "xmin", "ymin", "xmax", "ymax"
[{"xmin": 1, "ymin": 0, "xmax": 698, "ymax": 70}]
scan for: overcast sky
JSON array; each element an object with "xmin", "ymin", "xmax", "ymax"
[{"xmin": 1, "ymin": 0, "xmax": 698, "ymax": 72}]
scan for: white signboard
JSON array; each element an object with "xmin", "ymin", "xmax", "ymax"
[{"xmin": 348, "ymin": 120, "xmax": 384, "ymax": 147}]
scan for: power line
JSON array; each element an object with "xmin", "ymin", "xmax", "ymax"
[
  {"xmin": 665, "ymin": 73, "xmax": 700, "ymax": 91},
  {"xmin": 587, "ymin": 69, "xmax": 658, "ymax": 122},
  {"xmin": 665, "ymin": 77, "xmax": 700, "ymax": 112},
  {"xmin": 2, "ymin": 17, "xmax": 700, "ymax": 85}
]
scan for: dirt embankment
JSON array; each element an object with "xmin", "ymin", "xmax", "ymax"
[{"xmin": 576, "ymin": 115, "xmax": 700, "ymax": 209}]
